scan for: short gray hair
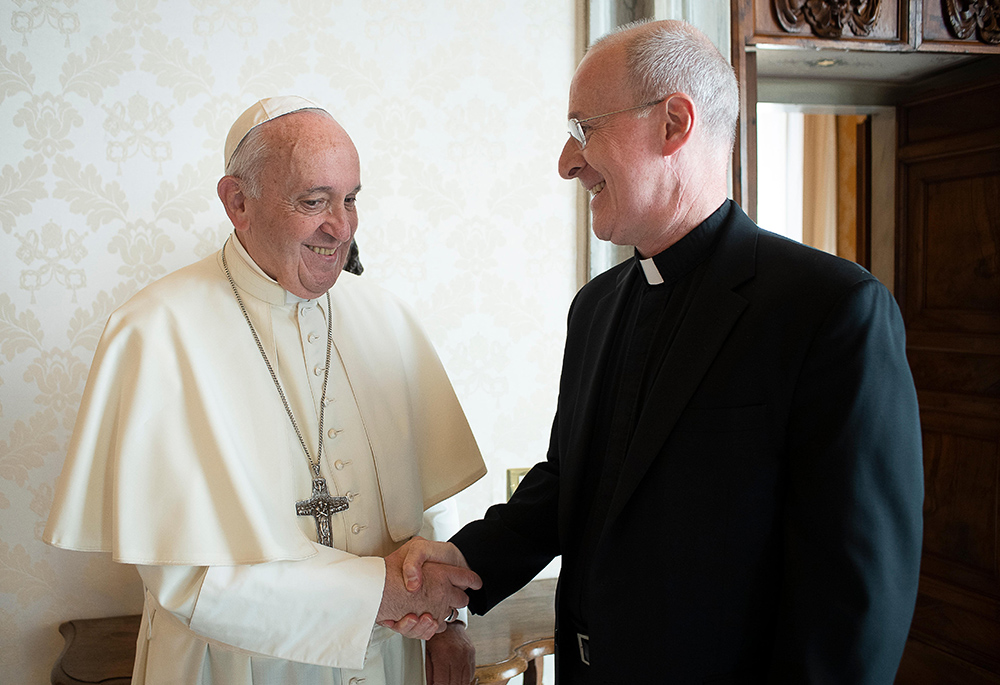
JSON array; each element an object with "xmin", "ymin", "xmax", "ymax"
[
  {"xmin": 599, "ymin": 21, "xmax": 739, "ymax": 153},
  {"xmin": 225, "ymin": 124, "xmax": 271, "ymax": 200}
]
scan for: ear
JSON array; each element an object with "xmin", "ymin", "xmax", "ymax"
[
  {"xmin": 661, "ymin": 93, "xmax": 695, "ymax": 157},
  {"xmin": 218, "ymin": 176, "xmax": 249, "ymax": 232}
]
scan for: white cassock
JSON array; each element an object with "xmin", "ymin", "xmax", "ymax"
[{"xmin": 44, "ymin": 235, "xmax": 486, "ymax": 685}]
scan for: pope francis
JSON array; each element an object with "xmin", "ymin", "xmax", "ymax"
[{"xmin": 43, "ymin": 96, "xmax": 487, "ymax": 685}]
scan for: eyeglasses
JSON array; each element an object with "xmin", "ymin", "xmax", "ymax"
[{"xmin": 567, "ymin": 99, "xmax": 665, "ymax": 149}]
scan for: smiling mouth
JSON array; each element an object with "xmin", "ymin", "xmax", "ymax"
[
  {"xmin": 308, "ymin": 245, "xmax": 338, "ymax": 256},
  {"xmin": 589, "ymin": 181, "xmax": 606, "ymax": 197}
]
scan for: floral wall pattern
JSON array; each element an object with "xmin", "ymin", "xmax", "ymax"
[{"xmin": 0, "ymin": 0, "xmax": 578, "ymax": 680}]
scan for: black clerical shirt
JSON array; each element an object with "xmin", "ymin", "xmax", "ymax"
[{"xmin": 565, "ymin": 200, "xmax": 732, "ymax": 629}]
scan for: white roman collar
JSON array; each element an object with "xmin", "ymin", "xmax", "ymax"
[{"xmin": 639, "ymin": 257, "xmax": 665, "ymax": 285}]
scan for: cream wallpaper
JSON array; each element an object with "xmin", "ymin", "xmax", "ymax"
[{"xmin": 0, "ymin": 0, "xmax": 579, "ymax": 679}]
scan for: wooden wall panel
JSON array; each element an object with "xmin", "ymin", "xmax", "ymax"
[
  {"xmin": 901, "ymin": 149, "xmax": 1000, "ymax": 335},
  {"xmin": 896, "ymin": 76, "xmax": 1000, "ymax": 682},
  {"xmin": 897, "ymin": 637, "xmax": 1000, "ymax": 684},
  {"xmin": 900, "ymin": 89, "xmax": 1000, "ymax": 148},
  {"xmin": 921, "ymin": 427, "xmax": 998, "ymax": 580}
]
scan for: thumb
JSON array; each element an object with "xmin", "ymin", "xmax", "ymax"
[{"xmin": 401, "ymin": 537, "xmax": 432, "ymax": 592}]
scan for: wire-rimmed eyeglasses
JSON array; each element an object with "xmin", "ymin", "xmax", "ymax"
[{"xmin": 567, "ymin": 98, "xmax": 665, "ymax": 150}]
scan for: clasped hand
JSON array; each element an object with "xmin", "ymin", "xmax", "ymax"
[{"xmin": 377, "ymin": 536, "xmax": 479, "ymax": 640}]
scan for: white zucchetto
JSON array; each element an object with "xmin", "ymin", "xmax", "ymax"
[{"xmin": 224, "ymin": 95, "xmax": 328, "ymax": 169}]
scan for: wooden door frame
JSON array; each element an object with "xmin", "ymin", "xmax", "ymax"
[{"xmin": 730, "ymin": 0, "xmax": 757, "ymax": 221}]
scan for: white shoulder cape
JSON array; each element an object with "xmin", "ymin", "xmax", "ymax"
[{"xmin": 44, "ymin": 245, "xmax": 485, "ymax": 565}]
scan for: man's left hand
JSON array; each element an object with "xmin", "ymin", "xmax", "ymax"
[{"xmin": 425, "ymin": 622, "xmax": 475, "ymax": 685}]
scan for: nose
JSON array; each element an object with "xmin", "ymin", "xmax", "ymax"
[
  {"xmin": 321, "ymin": 205, "xmax": 354, "ymax": 242},
  {"xmin": 558, "ymin": 138, "xmax": 585, "ymax": 180}
]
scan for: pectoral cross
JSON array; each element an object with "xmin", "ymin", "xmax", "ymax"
[{"xmin": 296, "ymin": 478, "xmax": 349, "ymax": 547}]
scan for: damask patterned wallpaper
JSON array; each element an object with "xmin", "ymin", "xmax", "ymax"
[{"xmin": 0, "ymin": 0, "xmax": 578, "ymax": 679}]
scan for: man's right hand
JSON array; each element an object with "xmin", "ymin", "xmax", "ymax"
[
  {"xmin": 398, "ymin": 536, "xmax": 473, "ymax": 592},
  {"xmin": 377, "ymin": 537, "xmax": 481, "ymax": 640}
]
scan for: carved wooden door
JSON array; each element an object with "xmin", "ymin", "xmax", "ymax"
[{"xmin": 893, "ymin": 75, "xmax": 1000, "ymax": 684}]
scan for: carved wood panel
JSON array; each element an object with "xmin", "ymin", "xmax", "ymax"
[
  {"xmin": 751, "ymin": 0, "xmax": 905, "ymax": 44},
  {"xmin": 924, "ymin": 0, "xmax": 1000, "ymax": 49},
  {"xmin": 746, "ymin": 0, "xmax": 1000, "ymax": 50},
  {"xmin": 774, "ymin": 0, "xmax": 883, "ymax": 37},
  {"xmin": 943, "ymin": 0, "xmax": 1000, "ymax": 44}
]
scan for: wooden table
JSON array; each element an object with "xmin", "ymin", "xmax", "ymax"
[
  {"xmin": 465, "ymin": 578, "xmax": 556, "ymax": 684},
  {"xmin": 51, "ymin": 614, "xmax": 140, "ymax": 685},
  {"xmin": 52, "ymin": 578, "xmax": 556, "ymax": 685}
]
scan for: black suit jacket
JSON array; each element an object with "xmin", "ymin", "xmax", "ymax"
[{"xmin": 452, "ymin": 203, "xmax": 924, "ymax": 683}]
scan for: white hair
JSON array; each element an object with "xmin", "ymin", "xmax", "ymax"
[
  {"xmin": 596, "ymin": 20, "xmax": 739, "ymax": 153},
  {"xmin": 225, "ymin": 124, "xmax": 270, "ymax": 199}
]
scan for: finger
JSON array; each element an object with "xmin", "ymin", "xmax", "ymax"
[
  {"xmin": 424, "ymin": 562, "xmax": 481, "ymax": 595},
  {"xmin": 415, "ymin": 613, "xmax": 438, "ymax": 640},
  {"xmin": 382, "ymin": 614, "xmax": 425, "ymax": 639},
  {"xmin": 402, "ymin": 539, "xmax": 470, "ymax": 592},
  {"xmin": 392, "ymin": 614, "xmax": 418, "ymax": 635},
  {"xmin": 400, "ymin": 537, "xmax": 433, "ymax": 592},
  {"xmin": 444, "ymin": 586, "xmax": 470, "ymax": 613},
  {"xmin": 444, "ymin": 565, "xmax": 482, "ymax": 591}
]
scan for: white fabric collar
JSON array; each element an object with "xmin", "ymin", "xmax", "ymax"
[{"xmin": 639, "ymin": 257, "xmax": 665, "ymax": 285}]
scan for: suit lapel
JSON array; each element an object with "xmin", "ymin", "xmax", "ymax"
[
  {"xmin": 605, "ymin": 208, "xmax": 759, "ymax": 524},
  {"xmin": 559, "ymin": 263, "xmax": 636, "ymax": 535}
]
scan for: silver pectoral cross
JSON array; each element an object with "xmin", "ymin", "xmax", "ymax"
[{"xmin": 295, "ymin": 477, "xmax": 350, "ymax": 547}]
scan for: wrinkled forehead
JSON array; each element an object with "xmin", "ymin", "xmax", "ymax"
[
  {"xmin": 568, "ymin": 42, "xmax": 630, "ymax": 117},
  {"xmin": 265, "ymin": 113, "xmax": 361, "ymax": 190},
  {"xmin": 266, "ymin": 111, "xmax": 357, "ymax": 159}
]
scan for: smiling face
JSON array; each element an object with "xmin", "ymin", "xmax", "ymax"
[
  {"xmin": 232, "ymin": 111, "xmax": 361, "ymax": 299},
  {"xmin": 558, "ymin": 42, "xmax": 672, "ymax": 255}
]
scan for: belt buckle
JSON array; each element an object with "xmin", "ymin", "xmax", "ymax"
[{"xmin": 577, "ymin": 632, "xmax": 590, "ymax": 666}]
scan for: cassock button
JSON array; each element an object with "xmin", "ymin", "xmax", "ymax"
[
  {"xmin": 334, "ymin": 460, "xmax": 350, "ymax": 470},
  {"xmin": 313, "ymin": 365, "xmax": 325, "ymax": 376},
  {"xmin": 351, "ymin": 524, "xmax": 366, "ymax": 534},
  {"xmin": 307, "ymin": 332, "xmax": 319, "ymax": 343},
  {"xmin": 328, "ymin": 428, "xmax": 341, "ymax": 439}
]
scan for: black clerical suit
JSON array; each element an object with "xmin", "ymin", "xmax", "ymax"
[{"xmin": 451, "ymin": 201, "xmax": 924, "ymax": 684}]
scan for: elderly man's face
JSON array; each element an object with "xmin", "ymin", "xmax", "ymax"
[
  {"xmin": 558, "ymin": 43, "xmax": 668, "ymax": 256},
  {"xmin": 240, "ymin": 112, "xmax": 361, "ymax": 299}
]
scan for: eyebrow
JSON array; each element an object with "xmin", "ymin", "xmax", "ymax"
[{"xmin": 301, "ymin": 184, "xmax": 363, "ymax": 195}]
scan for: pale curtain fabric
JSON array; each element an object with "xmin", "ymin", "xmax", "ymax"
[
  {"xmin": 801, "ymin": 113, "xmax": 866, "ymax": 260},
  {"xmin": 836, "ymin": 115, "xmax": 864, "ymax": 263},
  {"xmin": 802, "ymin": 114, "xmax": 839, "ymax": 255}
]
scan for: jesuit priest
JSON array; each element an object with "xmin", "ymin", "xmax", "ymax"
[
  {"xmin": 44, "ymin": 97, "xmax": 487, "ymax": 685},
  {"xmin": 391, "ymin": 20, "xmax": 924, "ymax": 684}
]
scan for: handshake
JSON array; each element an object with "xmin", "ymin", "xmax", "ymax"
[{"xmin": 377, "ymin": 537, "xmax": 481, "ymax": 640}]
